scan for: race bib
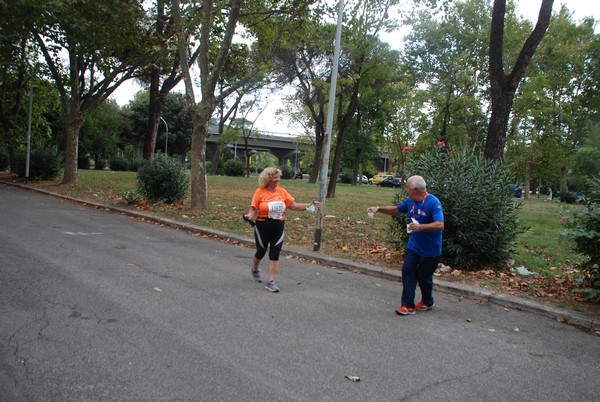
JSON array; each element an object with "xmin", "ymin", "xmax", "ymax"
[{"xmin": 267, "ymin": 201, "xmax": 286, "ymax": 220}]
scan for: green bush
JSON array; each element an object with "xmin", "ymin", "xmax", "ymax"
[
  {"xmin": 128, "ymin": 157, "xmax": 143, "ymax": 172},
  {"xmin": 137, "ymin": 153, "xmax": 190, "ymax": 204},
  {"xmin": 223, "ymin": 159, "xmax": 244, "ymax": 176},
  {"xmin": 16, "ymin": 145, "xmax": 63, "ymax": 180},
  {"xmin": 338, "ymin": 168, "xmax": 353, "ymax": 183},
  {"xmin": 109, "ymin": 155, "xmax": 130, "ymax": 171},
  {"xmin": 558, "ymin": 190, "xmax": 577, "ymax": 204},
  {"xmin": 280, "ymin": 164, "xmax": 292, "ymax": 179},
  {"xmin": 562, "ymin": 177, "xmax": 600, "ymax": 292},
  {"xmin": 94, "ymin": 159, "xmax": 107, "ymax": 170},
  {"xmin": 78, "ymin": 155, "xmax": 91, "ymax": 169},
  {"xmin": 0, "ymin": 146, "xmax": 8, "ymax": 171},
  {"xmin": 389, "ymin": 149, "xmax": 525, "ymax": 270}
]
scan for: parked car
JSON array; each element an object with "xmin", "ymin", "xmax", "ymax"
[
  {"xmin": 293, "ymin": 170, "xmax": 303, "ymax": 179},
  {"xmin": 379, "ymin": 177, "xmax": 403, "ymax": 188},
  {"xmin": 575, "ymin": 190, "xmax": 598, "ymax": 203},
  {"xmin": 357, "ymin": 175, "xmax": 368, "ymax": 184},
  {"xmin": 369, "ymin": 173, "xmax": 394, "ymax": 185}
]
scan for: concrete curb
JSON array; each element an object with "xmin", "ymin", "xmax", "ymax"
[{"xmin": 3, "ymin": 179, "xmax": 599, "ymax": 333}]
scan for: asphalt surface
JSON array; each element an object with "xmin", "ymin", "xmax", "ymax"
[{"xmin": 1, "ymin": 182, "xmax": 599, "ymax": 401}]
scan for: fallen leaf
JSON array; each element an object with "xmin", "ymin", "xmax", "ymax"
[
  {"xmin": 512, "ymin": 327, "xmax": 520, "ymax": 333},
  {"xmin": 466, "ymin": 318, "xmax": 472, "ymax": 322},
  {"xmin": 488, "ymin": 328, "xmax": 495, "ymax": 332},
  {"xmin": 153, "ymin": 287, "xmax": 162, "ymax": 292}
]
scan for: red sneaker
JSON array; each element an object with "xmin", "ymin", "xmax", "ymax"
[
  {"xmin": 395, "ymin": 306, "xmax": 416, "ymax": 315},
  {"xmin": 415, "ymin": 301, "xmax": 433, "ymax": 311}
]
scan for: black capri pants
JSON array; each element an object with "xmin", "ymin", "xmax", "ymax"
[{"xmin": 254, "ymin": 219, "xmax": 285, "ymax": 261}]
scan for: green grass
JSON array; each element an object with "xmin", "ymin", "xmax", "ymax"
[
  {"xmin": 516, "ymin": 200, "xmax": 583, "ymax": 275},
  {"xmin": 34, "ymin": 170, "xmax": 582, "ymax": 274}
]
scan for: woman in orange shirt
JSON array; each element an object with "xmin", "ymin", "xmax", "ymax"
[{"xmin": 243, "ymin": 167, "xmax": 321, "ymax": 292}]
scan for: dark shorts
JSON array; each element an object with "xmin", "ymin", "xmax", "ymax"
[{"xmin": 254, "ymin": 219, "xmax": 285, "ymax": 261}]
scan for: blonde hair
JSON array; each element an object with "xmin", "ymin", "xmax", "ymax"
[{"xmin": 258, "ymin": 167, "xmax": 282, "ymax": 187}]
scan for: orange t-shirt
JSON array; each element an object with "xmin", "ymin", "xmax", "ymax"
[{"xmin": 251, "ymin": 187, "xmax": 295, "ymax": 221}]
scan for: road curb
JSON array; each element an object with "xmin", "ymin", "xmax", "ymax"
[{"xmin": 3, "ymin": 179, "xmax": 598, "ymax": 333}]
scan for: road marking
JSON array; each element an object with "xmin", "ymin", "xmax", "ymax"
[{"xmin": 62, "ymin": 231, "xmax": 104, "ymax": 236}]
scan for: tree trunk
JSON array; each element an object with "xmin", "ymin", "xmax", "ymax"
[
  {"xmin": 327, "ymin": 81, "xmax": 360, "ymax": 198},
  {"xmin": 524, "ymin": 160, "xmax": 531, "ymax": 200},
  {"xmin": 559, "ymin": 167, "xmax": 568, "ymax": 194},
  {"xmin": 484, "ymin": 0, "xmax": 553, "ymax": 160},
  {"xmin": 143, "ymin": 72, "xmax": 166, "ymax": 159},
  {"xmin": 310, "ymin": 131, "xmax": 324, "ymax": 184},
  {"xmin": 485, "ymin": 86, "xmax": 515, "ymax": 161},
  {"xmin": 189, "ymin": 101, "xmax": 213, "ymax": 210},
  {"xmin": 352, "ymin": 148, "xmax": 362, "ymax": 184},
  {"xmin": 62, "ymin": 115, "xmax": 84, "ymax": 184}
]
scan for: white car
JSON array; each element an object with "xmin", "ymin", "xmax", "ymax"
[{"xmin": 357, "ymin": 175, "xmax": 368, "ymax": 184}]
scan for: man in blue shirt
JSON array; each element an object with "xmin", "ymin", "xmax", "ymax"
[{"xmin": 368, "ymin": 175, "xmax": 444, "ymax": 315}]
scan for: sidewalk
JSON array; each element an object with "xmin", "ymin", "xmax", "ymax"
[{"xmin": 4, "ymin": 179, "xmax": 599, "ymax": 333}]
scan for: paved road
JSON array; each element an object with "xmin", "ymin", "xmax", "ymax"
[{"xmin": 1, "ymin": 184, "xmax": 599, "ymax": 401}]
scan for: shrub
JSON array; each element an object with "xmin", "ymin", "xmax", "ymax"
[
  {"xmin": 78, "ymin": 155, "xmax": 91, "ymax": 169},
  {"xmin": 120, "ymin": 190, "xmax": 142, "ymax": 205},
  {"xmin": 389, "ymin": 149, "xmax": 525, "ymax": 270},
  {"xmin": 223, "ymin": 159, "xmax": 245, "ymax": 176},
  {"xmin": 94, "ymin": 159, "xmax": 107, "ymax": 170},
  {"xmin": 16, "ymin": 145, "xmax": 63, "ymax": 180},
  {"xmin": 128, "ymin": 157, "xmax": 143, "ymax": 172},
  {"xmin": 280, "ymin": 164, "xmax": 292, "ymax": 179},
  {"xmin": 137, "ymin": 153, "xmax": 190, "ymax": 204},
  {"xmin": 0, "ymin": 146, "xmax": 8, "ymax": 171},
  {"xmin": 109, "ymin": 155, "xmax": 130, "ymax": 171},
  {"xmin": 338, "ymin": 168, "xmax": 353, "ymax": 183},
  {"xmin": 562, "ymin": 177, "xmax": 600, "ymax": 291},
  {"xmin": 559, "ymin": 191, "xmax": 578, "ymax": 204}
]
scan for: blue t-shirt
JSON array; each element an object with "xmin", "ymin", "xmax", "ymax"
[{"xmin": 397, "ymin": 193, "xmax": 444, "ymax": 257}]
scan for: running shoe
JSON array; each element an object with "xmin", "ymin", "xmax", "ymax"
[
  {"xmin": 251, "ymin": 268, "xmax": 262, "ymax": 283},
  {"xmin": 415, "ymin": 301, "xmax": 434, "ymax": 311},
  {"xmin": 265, "ymin": 280, "xmax": 280, "ymax": 293},
  {"xmin": 395, "ymin": 306, "xmax": 415, "ymax": 315}
]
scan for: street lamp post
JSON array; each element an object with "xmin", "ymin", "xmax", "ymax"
[
  {"xmin": 159, "ymin": 117, "xmax": 169, "ymax": 155},
  {"xmin": 313, "ymin": 0, "xmax": 344, "ymax": 252}
]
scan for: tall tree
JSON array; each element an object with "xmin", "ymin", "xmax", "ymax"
[
  {"xmin": 326, "ymin": 0, "xmax": 400, "ymax": 198},
  {"xmin": 141, "ymin": 0, "xmax": 201, "ymax": 160},
  {"xmin": 484, "ymin": 0, "xmax": 553, "ymax": 160},
  {"xmin": 31, "ymin": 0, "xmax": 148, "ymax": 184},
  {"xmin": 506, "ymin": 5, "xmax": 598, "ymax": 195},
  {"xmin": 272, "ymin": 22, "xmax": 333, "ymax": 184},
  {"xmin": 403, "ymin": 0, "xmax": 491, "ymax": 153},
  {"xmin": 172, "ymin": 0, "xmax": 315, "ymax": 210},
  {"xmin": 0, "ymin": 0, "xmax": 56, "ymax": 171}
]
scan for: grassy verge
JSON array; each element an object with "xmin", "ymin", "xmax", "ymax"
[
  {"xmin": 28, "ymin": 170, "xmax": 580, "ymax": 269},
  {"xmin": 516, "ymin": 201, "xmax": 583, "ymax": 276}
]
